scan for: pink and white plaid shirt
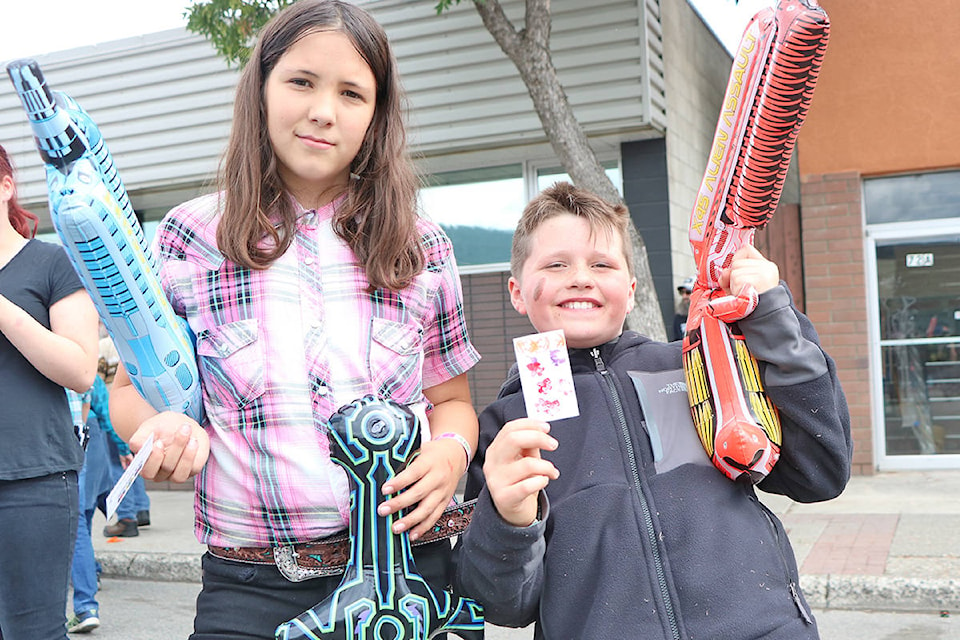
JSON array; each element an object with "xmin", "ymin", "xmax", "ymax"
[{"xmin": 153, "ymin": 193, "xmax": 480, "ymax": 547}]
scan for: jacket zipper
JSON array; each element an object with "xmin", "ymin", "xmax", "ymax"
[
  {"xmin": 592, "ymin": 348, "xmax": 681, "ymax": 640},
  {"xmin": 750, "ymin": 495, "xmax": 814, "ymax": 624}
]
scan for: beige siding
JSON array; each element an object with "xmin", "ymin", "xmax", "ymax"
[
  {"xmin": 0, "ymin": 30, "xmax": 236, "ymax": 221},
  {"xmin": 661, "ymin": 0, "xmax": 734, "ymax": 284},
  {"xmin": 0, "ymin": 0, "xmax": 664, "ymax": 227},
  {"xmin": 371, "ymin": 0, "xmax": 664, "ymax": 152}
]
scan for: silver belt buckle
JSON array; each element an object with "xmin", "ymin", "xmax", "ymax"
[{"xmin": 274, "ymin": 545, "xmax": 341, "ymax": 582}]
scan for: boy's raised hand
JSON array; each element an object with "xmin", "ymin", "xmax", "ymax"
[
  {"xmin": 484, "ymin": 418, "xmax": 559, "ymax": 527},
  {"xmin": 718, "ymin": 244, "xmax": 780, "ymax": 297}
]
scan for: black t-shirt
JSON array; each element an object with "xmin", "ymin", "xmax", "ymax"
[{"xmin": 0, "ymin": 239, "xmax": 85, "ymax": 480}]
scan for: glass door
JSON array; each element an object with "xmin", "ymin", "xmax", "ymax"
[{"xmin": 875, "ymin": 236, "xmax": 960, "ymax": 464}]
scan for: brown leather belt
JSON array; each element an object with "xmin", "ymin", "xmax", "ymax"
[{"xmin": 208, "ymin": 499, "xmax": 475, "ymax": 580}]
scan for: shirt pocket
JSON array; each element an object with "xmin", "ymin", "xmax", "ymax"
[
  {"xmin": 369, "ymin": 317, "xmax": 423, "ymax": 405},
  {"xmin": 627, "ymin": 368, "xmax": 712, "ymax": 475},
  {"xmin": 196, "ymin": 318, "xmax": 266, "ymax": 410}
]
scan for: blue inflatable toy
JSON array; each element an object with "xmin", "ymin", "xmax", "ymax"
[
  {"xmin": 6, "ymin": 59, "xmax": 204, "ymax": 422},
  {"xmin": 276, "ymin": 396, "xmax": 484, "ymax": 640}
]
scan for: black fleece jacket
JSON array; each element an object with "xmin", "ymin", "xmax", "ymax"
[{"xmin": 455, "ymin": 285, "xmax": 852, "ymax": 640}]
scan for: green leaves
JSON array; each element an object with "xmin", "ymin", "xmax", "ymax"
[
  {"xmin": 435, "ymin": 0, "xmax": 486, "ymax": 15},
  {"xmin": 184, "ymin": 0, "xmax": 296, "ymax": 67},
  {"xmin": 434, "ymin": 0, "xmax": 459, "ymax": 13},
  {"xmin": 186, "ymin": 0, "xmax": 492, "ymax": 63}
]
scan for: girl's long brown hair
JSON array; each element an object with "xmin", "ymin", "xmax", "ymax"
[
  {"xmin": 0, "ymin": 145, "xmax": 39, "ymax": 238},
  {"xmin": 218, "ymin": 0, "xmax": 422, "ymax": 291}
]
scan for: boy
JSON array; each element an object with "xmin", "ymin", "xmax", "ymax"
[{"xmin": 454, "ymin": 183, "xmax": 852, "ymax": 640}]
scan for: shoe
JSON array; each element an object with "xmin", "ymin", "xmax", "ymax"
[
  {"xmin": 136, "ymin": 509, "xmax": 150, "ymax": 527},
  {"xmin": 67, "ymin": 609, "xmax": 100, "ymax": 633},
  {"xmin": 103, "ymin": 517, "xmax": 139, "ymax": 537}
]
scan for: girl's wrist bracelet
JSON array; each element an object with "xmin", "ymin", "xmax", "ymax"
[{"xmin": 435, "ymin": 432, "xmax": 472, "ymax": 469}]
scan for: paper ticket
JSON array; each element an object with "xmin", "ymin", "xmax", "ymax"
[
  {"xmin": 513, "ymin": 329, "xmax": 579, "ymax": 421},
  {"xmin": 105, "ymin": 432, "xmax": 154, "ymax": 521}
]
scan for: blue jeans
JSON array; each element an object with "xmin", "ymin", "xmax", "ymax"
[
  {"xmin": 71, "ymin": 484, "xmax": 100, "ymax": 615},
  {"xmin": 0, "ymin": 471, "xmax": 78, "ymax": 640},
  {"xmin": 72, "ymin": 417, "xmax": 113, "ymax": 615}
]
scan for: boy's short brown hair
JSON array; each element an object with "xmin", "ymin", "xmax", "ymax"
[{"xmin": 510, "ymin": 181, "xmax": 634, "ymax": 278}]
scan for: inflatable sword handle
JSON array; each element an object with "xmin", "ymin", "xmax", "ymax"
[
  {"xmin": 682, "ymin": 0, "xmax": 829, "ymax": 482},
  {"xmin": 276, "ymin": 396, "xmax": 484, "ymax": 640},
  {"xmin": 6, "ymin": 59, "xmax": 204, "ymax": 423}
]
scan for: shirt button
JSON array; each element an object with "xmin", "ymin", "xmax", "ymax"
[{"xmin": 304, "ymin": 257, "xmax": 314, "ymax": 265}]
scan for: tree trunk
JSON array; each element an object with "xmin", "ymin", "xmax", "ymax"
[{"xmin": 473, "ymin": 0, "xmax": 666, "ymax": 340}]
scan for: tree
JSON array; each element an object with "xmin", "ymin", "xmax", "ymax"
[
  {"xmin": 185, "ymin": 0, "xmax": 296, "ymax": 67},
  {"xmin": 186, "ymin": 0, "xmax": 667, "ymax": 339}
]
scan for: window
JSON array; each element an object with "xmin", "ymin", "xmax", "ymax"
[
  {"xmin": 418, "ymin": 165, "xmax": 523, "ymax": 268},
  {"xmin": 537, "ymin": 163, "xmax": 622, "ymax": 194},
  {"xmin": 864, "ymin": 170, "xmax": 960, "ymax": 225},
  {"xmin": 419, "ymin": 160, "xmax": 622, "ymax": 269}
]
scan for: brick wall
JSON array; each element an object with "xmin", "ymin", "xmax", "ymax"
[
  {"xmin": 800, "ymin": 171, "xmax": 874, "ymax": 475},
  {"xmin": 460, "ymin": 271, "xmax": 535, "ymax": 411}
]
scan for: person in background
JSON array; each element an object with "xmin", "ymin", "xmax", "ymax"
[
  {"xmin": 673, "ymin": 275, "xmax": 695, "ymax": 341},
  {"xmin": 0, "ymin": 143, "xmax": 98, "ymax": 639},
  {"xmin": 67, "ymin": 376, "xmax": 109, "ymax": 634}
]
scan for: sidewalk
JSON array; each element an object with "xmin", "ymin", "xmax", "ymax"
[{"xmin": 91, "ymin": 470, "xmax": 960, "ymax": 612}]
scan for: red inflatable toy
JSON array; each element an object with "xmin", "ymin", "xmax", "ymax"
[{"xmin": 684, "ymin": 0, "xmax": 830, "ymax": 483}]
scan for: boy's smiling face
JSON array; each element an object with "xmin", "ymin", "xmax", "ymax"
[{"xmin": 509, "ymin": 212, "xmax": 637, "ymax": 349}]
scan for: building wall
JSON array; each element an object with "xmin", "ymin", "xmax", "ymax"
[
  {"xmin": 661, "ymin": 0, "xmax": 733, "ymax": 291},
  {"xmin": 623, "ymin": 138, "xmax": 673, "ymax": 325},
  {"xmin": 799, "ymin": 0, "xmax": 960, "ymax": 177},
  {"xmin": 797, "ymin": 1, "xmax": 960, "ymax": 472},
  {"xmin": 461, "ymin": 272, "xmax": 534, "ymax": 409},
  {"xmin": 382, "ymin": 0, "xmax": 668, "ymax": 154},
  {"xmin": 800, "ymin": 172, "xmax": 873, "ymax": 475}
]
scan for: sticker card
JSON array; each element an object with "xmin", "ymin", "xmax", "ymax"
[
  {"xmin": 513, "ymin": 329, "xmax": 579, "ymax": 421},
  {"xmin": 105, "ymin": 433, "xmax": 154, "ymax": 521}
]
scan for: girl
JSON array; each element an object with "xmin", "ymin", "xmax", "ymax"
[
  {"xmin": 110, "ymin": 2, "xmax": 481, "ymax": 637},
  {"xmin": 0, "ymin": 143, "xmax": 98, "ymax": 639}
]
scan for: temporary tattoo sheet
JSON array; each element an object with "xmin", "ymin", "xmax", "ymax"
[{"xmin": 513, "ymin": 329, "xmax": 579, "ymax": 421}]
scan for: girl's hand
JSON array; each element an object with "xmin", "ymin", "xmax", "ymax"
[
  {"xmin": 483, "ymin": 419, "xmax": 558, "ymax": 527},
  {"xmin": 377, "ymin": 435, "xmax": 467, "ymax": 541},
  {"xmin": 129, "ymin": 411, "xmax": 210, "ymax": 483},
  {"xmin": 119, "ymin": 453, "xmax": 134, "ymax": 470}
]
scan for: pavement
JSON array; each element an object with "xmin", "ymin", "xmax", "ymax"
[{"xmin": 91, "ymin": 470, "xmax": 960, "ymax": 613}]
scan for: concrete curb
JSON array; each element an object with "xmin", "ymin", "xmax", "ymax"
[
  {"xmin": 98, "ymin": 551, "xmax": 201, "ymax": 584},
  {"xmin": 97, "ymin": 549, "xmax": 960, "ymax": 614},
  {"xmin": 801, "ymin": 574, "xmax": 960, "ymax": 612}
]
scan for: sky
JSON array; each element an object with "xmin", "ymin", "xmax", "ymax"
[{"xmin": 0, "ymin": 0, "xmax": 777, "ymax": 63}]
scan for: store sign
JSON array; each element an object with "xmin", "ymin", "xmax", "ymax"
[{"xmin": 905, "ymin": 252, "xmax": 934, "ymax": 268}]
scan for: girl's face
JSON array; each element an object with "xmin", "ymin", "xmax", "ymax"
[
  {"xmin": 508, "ymin": 213, "xmax": 636, "ymax": 349},
  {"xmin": 264, "ymin": 30, "xmax": 376, "ymax": 207}
]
